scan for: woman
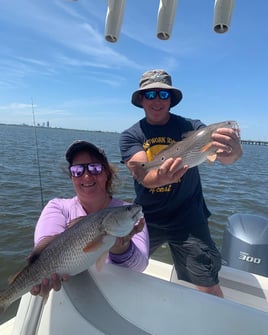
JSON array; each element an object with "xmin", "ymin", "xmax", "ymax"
[{"xmin": 31, "ymin": 140, "xmax": 149, "ymax": 297}]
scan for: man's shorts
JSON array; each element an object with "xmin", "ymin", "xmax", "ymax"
[{"xmin": 148, "ymin": 223, "xmax": 222, "ymax": 287}]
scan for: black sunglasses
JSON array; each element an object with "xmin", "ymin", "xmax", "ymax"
[
  {"xmin": 142, "ymin": 90, "xmax": 170, "ymax": 100},
  {"xmin": 69, "ymin": 163, "xmax": 103, "ymax": 177}
]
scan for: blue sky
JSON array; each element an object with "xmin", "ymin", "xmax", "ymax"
[{"xmin": 0, "ymin": 0, "xmax": 267, "ymax": 140}]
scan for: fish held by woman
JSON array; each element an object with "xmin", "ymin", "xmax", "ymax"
[
  {"xmin": 129, "ymin": 120, "xmax": 240, "ymax": 182},
  {"xmin": 0, "ymin": 204, "xmax": 143, "ymax": 314}
]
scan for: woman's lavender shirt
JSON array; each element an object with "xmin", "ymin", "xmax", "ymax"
[{"xmin": 34, "ymin": 196, "xmax": 149, "ymax": 272}]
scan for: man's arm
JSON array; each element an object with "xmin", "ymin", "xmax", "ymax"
[{"xmin": 125, "ymin": 150, "xmax": 188, "ymax": 188}]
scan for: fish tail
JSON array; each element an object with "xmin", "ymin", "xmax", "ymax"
[
  {"xmin": 128, "ymin": 161, "xmax": 148, "ymax": 183},
  {"xmin": 0, "ymin": 305, "xmax": 6, "ymax": 315},
  {"xmin": 234, "ymin": 122, "xmax": 241, "ymax": 138},
  {"xmin": 0, "ymin": 295, "xmax": 9, "ymax": 315}
]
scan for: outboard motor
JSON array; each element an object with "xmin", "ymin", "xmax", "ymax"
[{"xmin": 221, "ymin": 214, "xmax": 268, "ymax": 277}]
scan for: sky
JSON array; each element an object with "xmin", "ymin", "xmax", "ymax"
[{"xmin": 0, "ymin": 0, "xmax": 267, "ymax": 140}]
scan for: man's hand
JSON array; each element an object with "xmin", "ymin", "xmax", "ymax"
[
  {"xmin": 155, "ymin": 157, "xmax": 188, "ymax": 185},
  {"xmin": 211, "ymin": 127, "xmax": 242, "ymax": 164}
]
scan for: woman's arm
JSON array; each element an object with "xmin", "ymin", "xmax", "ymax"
[
  {"xmin": 108, "ymin": 218, "xmax": 149, "ymax": 272},
  {"xmin": 31, "ymin": 198, "xmax": 72, "ymax": 297},
  {"xmin": 34, "ymin": 198, "xmax": 70, "ymax": 246}
]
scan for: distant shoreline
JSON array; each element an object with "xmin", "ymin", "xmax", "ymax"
[
  {"xmin": 1, "ymin": 123, "xmax": 267, "ymax": 144},
  {"xmin": 240, "ymin": 140, "xmax": 268, "ymax": 146},
  {"xmin": 0, "ymin": 122, "xmax": 119, "ymax": 135}
]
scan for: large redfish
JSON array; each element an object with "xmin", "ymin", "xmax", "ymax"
[
  {"xmin": 129, "ymin": 121, "xmax": 240, "ymax": 182},
  {"xmin": 0, "ymin": 204, "xmax": 143, "ymax": 313}
]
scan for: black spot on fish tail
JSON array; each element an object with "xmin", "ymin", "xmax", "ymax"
[
  {"xmin": 27, "ymin": 235, "xmax": 60, "ymax": 265},
  {"xmin": 27, "ymin": 252, "xmax": 40, "ymax": 264}
]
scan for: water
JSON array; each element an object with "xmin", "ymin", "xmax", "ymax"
[{"xmin": 0, "ymin": 124, "xmax": 267, "ymax": 324}]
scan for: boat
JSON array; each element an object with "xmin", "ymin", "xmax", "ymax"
[{"xmin": 1, "ymin": 214, "xmax": 268, "ymax": 334}]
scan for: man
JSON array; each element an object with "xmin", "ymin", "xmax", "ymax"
[{"xmin": 120, "ymin": 69, "xmax": 242, "ymax": 297}]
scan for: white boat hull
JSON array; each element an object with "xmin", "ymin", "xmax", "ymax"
[{"xmin": 2, "ymin": 260, "xmax": 268, "ymax": 335}]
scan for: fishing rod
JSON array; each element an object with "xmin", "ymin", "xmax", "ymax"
[{"xmin": 31, "ymin": 98, "xmax": 45, "ymax": 209}]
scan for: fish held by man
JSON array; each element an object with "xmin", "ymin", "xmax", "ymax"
[
  {"xmin": 129, "ymin": 121, "xmax": 240, "ymax": 182},
  {"xmin": 0, "ymin": 204, "xmax": 143, "ymax": 314}
]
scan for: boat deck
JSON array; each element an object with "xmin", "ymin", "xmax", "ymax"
[
  {"xmin": 1, "ymin": 260, "xmax": 268, "ymax": 335},
  {"xmin": 145, "ymin": 260, "xmax": 268, "ymax": 312}
]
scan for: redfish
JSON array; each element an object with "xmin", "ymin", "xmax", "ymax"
[
  {"xmin": 129, "ymin": 121, "xmax": 239, "ymax": 182},
  {"xmin": 0, "ymin": 204, "xmax": 143, "ymax": 314}
]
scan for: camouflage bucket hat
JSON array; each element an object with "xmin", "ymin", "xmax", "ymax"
[{"xmin": 131, "ymin": 69, "xmax": 183, "ymax": 108}]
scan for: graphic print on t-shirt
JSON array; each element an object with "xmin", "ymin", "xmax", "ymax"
[{"xmin": 143, "ymin": 136, "xmax": 176, "ymax": 162}]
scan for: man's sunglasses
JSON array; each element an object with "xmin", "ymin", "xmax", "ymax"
[
  {"xmin": 142, "ymin": 90, "xmax": 170, "ymax": 100},
  {"xmin": 69, "ymin": 163, "xmax": 103, "ymax": 177}
]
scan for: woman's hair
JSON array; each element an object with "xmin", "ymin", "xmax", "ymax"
[{"xmin": 65, "ymin": 140, "xmax": 118, "ymax": 196}]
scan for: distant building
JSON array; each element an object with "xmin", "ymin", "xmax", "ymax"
[{"xmin": 47, "ymin": 121, "xmax": 50, "ymax": 128}]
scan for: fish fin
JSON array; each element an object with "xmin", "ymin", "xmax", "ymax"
[
  {"xmin": 181, "ymin": 130, "xmax": 195, "ymax": 139},
  {"xmin": 67, "ymin": 216, "xmax": 85, "ymax": 229},
  {"xmin": 200, "ymin": 142, "xmax": 215, "ymax": 153},
  {"xmin": 83, "ymin": 235, "xmax": 104, "ymax": 253},
  {"xmin": 8, "ymin": 235, "xmax": 58, "ymax": 285},
  {"xmin": 128, "ymin": 161, "xmax": 148, "ymax": 183},
  {"xmin": 95, "ymin": 252, "xmax": 108, "ymax": 272},
  {"xmin": 206, "ymin": 153, "xmax": 217, "ymax": 163},
  {"xmin": 0, "ymin": 306, "xmax": 6, "ymax": 315},
  {"xmin": 8, "ymin": 270, "xmax": 21, "ymax": 285},
  {"xmin": 27, "ymin": 235, "xmax": 59, "ymax": 264},
  {"xmin": 8, "ymin": 264, "xmax": 30, "ymax": 285}
]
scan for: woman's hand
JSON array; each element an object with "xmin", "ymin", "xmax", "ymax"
[
  {"xmin": 30, "ymin": 273, "xmax": 69, "ymax": 298},
  {"xmin": 109, "ymin": 217, "xmax": 145, "ymax": 254}
]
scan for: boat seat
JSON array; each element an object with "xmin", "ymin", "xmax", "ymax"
[{"xmin": 170, "ymin": 263, "xmax": 268, "ymax": 312}]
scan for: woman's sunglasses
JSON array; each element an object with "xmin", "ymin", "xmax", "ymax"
[
  {"xmin": 69, "ymin": 163, "xmax": 103, "ymax": 177},
  {"xmin": 142, "ymin": 90, "xmax": 170, "ymax": 100}
]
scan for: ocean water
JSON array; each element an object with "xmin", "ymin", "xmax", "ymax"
[{"xmin": 0, "ymin": 124, "xmax": 267, "ymax": 324}]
